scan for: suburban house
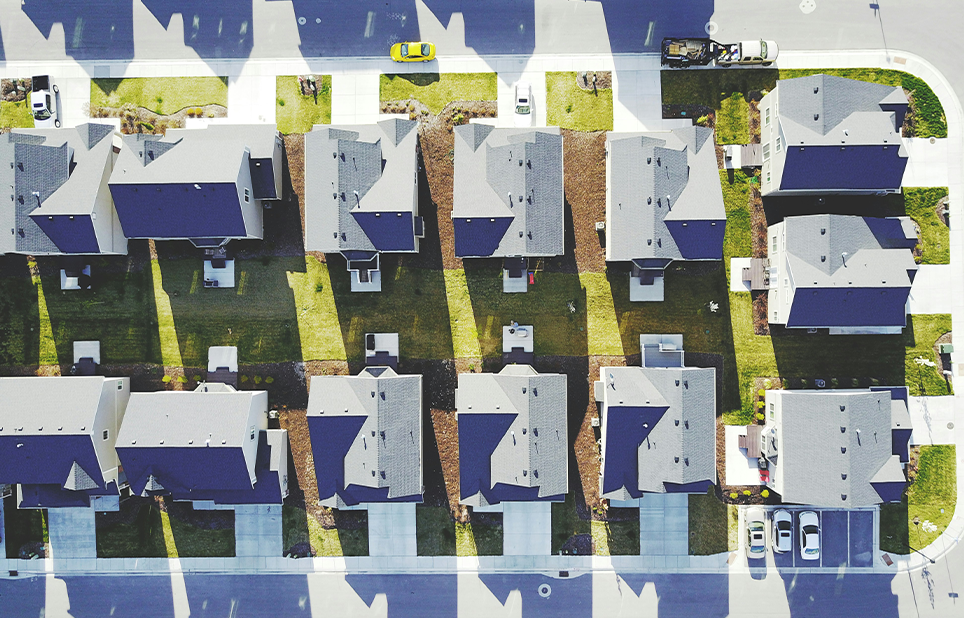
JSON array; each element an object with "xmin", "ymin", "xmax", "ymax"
[
  {"xmin": 304, "ymin": 119, "xmax": 422, "ymax": 292},
  {"xmin": 760, "ymin": 74, "xmax": 909, "ymax": 196},
  {"xmin": 452, "ymin": 124, "xmax": 564, "ymax": 293},
  {"xmin": 760, "ymin": 387, "xmax": 911, "ymax": 507},
  {"xmin": 457, "ymin": 365, "xmax": 568, "ymax": 507},
  {"xmin": 767, "ymin": 214, "xmax": 918, "ymax": 333},
  {"xmin": 108, "ymin": 124, "xmax": 284, "ymax": 246},
  {"xmin": 605, "ymin": 126, "xmax": 726, "ymax": 301},
  {"xmin": 594, "ymin": 335, "xmax": 716, "ymax": 504},
  {"xmin": 0, "ymin": 376, "xmax": 130, "ymax": 510},
  {"xmin": 306, "ymin": 366, "xmax": 423, "ymax": 508},
  {"xmin": 115, "ymin": 383, "xmax": 288, "ymax": 506},
  {"xmin": 0, "ymin": 123, "xmax": 127, "ymax": 256}
]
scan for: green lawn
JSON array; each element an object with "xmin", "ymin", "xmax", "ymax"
[
  {"xmin": 881, "ymin": 445, "xmax": 956, "ymax": 553},
  {"xmin": 91, "ymin": 77, "xmax": 228, "ymax": 115},
  {"xmin": 282, "ymin": 504, "xmax": 368, "ymax": 557},
  {"xmin": 551, "ymin": 495, "xmax": 637, "ymax": 555},
  {"xmin": 380, "ymin": 73, "xmax": 497, "ymax": 115},
  {"xmin": 3, "ymin": 498, "xmax": 47, "ymax": 559},
  {"xmin": 0, "ymin": 100, "xmax": 34, "ymax": 129},
  {"xmin": 96, "ymin": 501, "xmax": 234, "ymax": 558},
  {"xmin": 276, "ymin": 75, "xmax": 332, "ymax": 135},
  {"xmin": 716, "ymin": 93, "xmax": 750, "ymax": 145},
  {"xmin": 416, "ymin": 505, "xmax": 457, "ymax": 555},
  {"xmin": 903, "ymin": 187, "xmax": 949, "ymax": 264},
  {"xmin": 721, "ymin": 170, "xmax": 753, "ymax": 267},
  {"xmin": 456, "ymin": 520, "xmax": 503, "ymax": 556},
  {"xmin": 905, "ymin": 315, "xmax": 953, "ymax": 396},
  {"xmin": 545, "ymin": 72, "xmax": 614, "ymax": 132},
  {"xmin": 688, "ymin": 489, "xmax": 737, "ymax": 555}
]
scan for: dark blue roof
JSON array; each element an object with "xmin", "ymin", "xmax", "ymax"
[
  {"xmin": 306, "ymin": 414, "xmax": 366, "ymax": 502},
  {"xmin": 18, "ymin": 481, "xmax": 118, "ymax": 509},
  {"xmin": 249, "ymin": 158, "xmax": 276, "ymax": 200},
  {"xmin": 453, "ymin": 217, "xmax": 512, "ymax": 257},
  {"xmin": 31, "ymin": 214, "xmax": 100, "ymax": 253},
  {"xmin": 780, "ymin": 145, "xmax": 907, "ymax": 191},
  {"xmin": 891, "ymin": 428, "xmax": 911, "ymax": 464},
  {"xmin": 664, "ymin": 219, "xmax": 726, "ymax": 260},
  {"xmin": 0, "ymin": 434, "xmax": 104, "ymax": 488},
  {"xmin": 864, "ymin": 217, "xmax": 918, "ymax": 249},
  {"xmin": 118, "ymin": 445, "xmax": 252, "ymax": 496},
  {"xmin": 601, "ymin": 406, "xmax": 668, "ymax": 498},
  {"xmin": 109, "ymin": 182, "xmax": 247, "ymax": 239},
  {"xmin": 181, "ymin": 433, "xmax": 284, "ymax": 505},
  {"xmin": 353, "ymin": 212, "xmax": 416, "ymax": 252},
  {"xmin": 787, "ymin": 287, "xmax": 910, "ymax": 328},
  {"xmin": 871, "ymin": 480, "xmax": 904, "ymax": 503}
]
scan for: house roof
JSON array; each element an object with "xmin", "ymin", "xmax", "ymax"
[
  {"xmin": 304, "ymin": 119, "xmax": 420, "ymax": 254},
  {"xmin": 0, "ymin": 124, "xmax": 115, "ymax": 254},
  {"xmin": 306, "ymin": 367, "xmax": 423, "ymax": 506},
  {"xmin": 607, "ymin": 126, "xmax": 726, "ymax": 262},
  {"xmin": 452, "ymin": 125, "xmax": 564, "ymax": 258},
  {"xmin": 600, "ymin": 365, "xmax": 716, "ymax": 500},
  {"xmin": 775, "ymin": 390, "xmax": 903, "ymax": 507},
  {"xmin": 782, "ymin": 214, "xmax": 918, "ymax": 328},
  {"xmin": 456, "ymin": 365, "xmax": 567, "ymax": 506}
]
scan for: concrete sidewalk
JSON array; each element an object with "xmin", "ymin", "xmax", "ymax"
[{"xmin": 908, "ymin": 396, "xmax": 957, "ymax": 445}]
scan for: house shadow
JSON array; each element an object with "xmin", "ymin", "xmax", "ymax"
[
  {"xmin": 0, "ymin": 255, "xmax": 41, "ymax": 369},
  {"xmin": 141, "ymin": 1, "xmax": 253, "ymax": 60},
  {"xmin": 21, "ymin": 0, "xmax": 134, "ymax": 61},
  {"xmin": 0, "ymin": 575, "xmax": 45, "ymax": 617},
  {"xmin": 477, "ymin": 573, "xmax": 592, "ymax": 618},
  {"xmin": 616, "ymin": 573, "xmax": 729, "ymax": 617},
  {"xmin": 346, "ymin": 574, "xmax": 458, "ymax": 617},
  {"xmin": 776, "ymin": 572, "xmax": 900, "ymax": 617},
  {"xmin": 422, "ymin": 0, "xmax": 535, "ymax": 59},
  {"xmin": 182, "ymin": 574, "xmax": 314, "ymax": 616},
  {"xmin": 60, "ymin": 573, "xmax": 176, "ymax": 618},
  {"xmin": 281, "ymin": 0, "xmax": 421, "ymax": 59}
]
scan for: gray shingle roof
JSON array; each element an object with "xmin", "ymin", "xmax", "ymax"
[
  {"xmin": 783, "ymin": 214, "xmax": 917, "ymax": 288},
  {"xmin": 307, "ymin": 367, "xmax": 423, "ymax": 500},
  {"xmin": 304, "ymin": 119, "xmax": 419, "ymax": 253},
  {"xmin": 453, "ymin": 126, "xmax": 564, "ymax": 257},
  {"xmin": 606, "ymin": 126, "xmax": 725, "ymax": 262},
  {"xmin": 457, "ymin": 365, "xmax": 568, "ymax": 506},
  {"xmin": 775, "ymin": 390, "xmax": 900, "ymax": 507},
  {"xmin": 0, "ymin": 376, "xmax": 112, "ymax": 435}
]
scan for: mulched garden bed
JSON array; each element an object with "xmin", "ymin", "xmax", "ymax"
[
  {"xmin": 88, "ymin": 103, "xmax": 227, "ymax": 135},
  {"xmin": 752, "ymin": 292, "xmax": 770, "ymax": 336},
  {"xmin": 576, "ymin": 71, "xmax": 612, "ymax": 91},
  {"xmin": 562, "ymin": 130, "xmax": 607, "ymax": 273}
]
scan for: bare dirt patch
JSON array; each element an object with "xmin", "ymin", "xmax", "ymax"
[
  {"xmin": 576, "ymin": 71, "xmax": 613, "ymax": 91},
  {"xmin": 748, "ymin": 100, "xmax": 761, "ymax": 144}
]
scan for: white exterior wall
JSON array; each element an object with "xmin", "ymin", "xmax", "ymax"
[
  {"xmin": 767, "ymin": 220, "xmax": 791, "ymax": 325},
  {"xmin": 762, "ymin": 390, "xmax": 784, "ymax": 497},
  {"xmin": 90, "ymin": 378, "xmax": 130, "ymax": 488},
  {"xmin": 236, "ymin": 149, "xmax": 263, "ymax": 240},
  {"xmin": 241, "ymin": 391, "xmax": 269, "ymax": 486}
]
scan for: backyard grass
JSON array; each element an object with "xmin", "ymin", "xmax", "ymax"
[
  {"xmin": 721, "ymin": 170, "xmax": 753, "ymax": 271},
  {"xmin": 282, "ymin": 504, "xmax": 368, "ymax": 557},
  {"xmin": 91, "ymin": 77, "xmax": 229, "ymax": 115},
  {"xmin": 416, "ymin": 505, "xmax": 457, "ymax": 555},
  {"xmin": 716, "ymin": 93, "xmax": 750, "ymax": 144},
  {"xmin": 276, "ymin": 75, "xmax": 332, "ymax": 135},
  {"xmin": 380, "ymin": 73, "xmax": 497, "ymax": 115},
  {"xmin": 3, "ymin": 497, "xmax": 47, "ymax": 559},
  {"xmin": 0, "ymin": 100, "xmax": 34, "ymax": 128},
  {"xmin": 688, "ymin": 489, "xmax": 737, "ymax": 555},
  {"xmin": 443, "ymin": 269, "xmax": 482, "ymax": 359},
  {"xmin": 456, "ymin": 521, "xmax": 502, "ymax": 556},
  {"xmin": 881, "ymin": 445, "xmax": 956, "ymax": 553},
  {"xmin": 903, "ymin": 187, "xmax": 950, "ymax": 264},
  {"xmin": 545, "ymin": 72, "xmax": 614, "ymax": 132},
  {"xmin": 580, "ymin": 272, "xmax": 624, "ymax": 356},
  {"xmin": 96, "ymin": 501, "xmax": 235, "ymax": 558}
]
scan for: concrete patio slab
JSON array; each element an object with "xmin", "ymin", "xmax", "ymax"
[{"xmin": 724, "ymin": 426, "xmax": 765, "ymax": 486}]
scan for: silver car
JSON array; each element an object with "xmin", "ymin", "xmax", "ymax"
[
  {"xmin": 745, "ymin": 507, "xmax": 767, "ymax": 559},
  {"xmin": 799, "ymin": 510, "xmax": 820, "ymax": 561},
  {"xmin": 514, "ymin": 81, "xmax": 532, "ymax": 127},
  {"xmin": 772, "ymin": 509, "xmax": 792, "ymax": 553}
]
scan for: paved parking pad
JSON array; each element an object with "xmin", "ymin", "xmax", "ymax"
[
  {"xmin": 768, "ymin": 508, "xmax": 876, "ymax": 568},
  {"xmin": 820, "ymin": 511, "xmax": 849, "ymax": 568},
  {"xmin": 849, "ymin": 511, "xmax": 875, "ymax": 567}
]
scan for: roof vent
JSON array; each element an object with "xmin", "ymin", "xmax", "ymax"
[
  {"xmin": 684, "ymin": 458, "xmax": 689, "ymax": 465},
  {"xmin": 840, "ymin": 426, "xmax": 846, "ymax": 433},
  {"xmin": 841, "ymin": 447, "xmax": 847, "ymax": 453},
  {"xmin": 841, "ymin": 473, "xmax": 847, "ymax": 480},
  {"xmin": 675, "ymin": 419, "xmax": 679, "ymax": 426},
  {"xmin": 674, "ymin": 457, "xmax": 679, "ymax": 463},
  {"xmin": 194, "ymin": 184, "xmax": 202, "ymax": 190},
  {"xmin": 841, "ymin": 494, "xmax": 847, "ymax": 501},
  {"xmin": 814, "ymin": 114, "xmax": 819, "ymax": 121},
  {"xmin": 647, "ymin": 197, "xmax": 652, "ymax": 205},
  {"xmin": 840, "ymin": 405, "xmax": 846, "ymax": 411},
  {"xmin": 647, "ymin": 157, "xmax": 651, "ymax": 164},
  {"xmin": 814, "ymin": 86, "xmax": 819, "ymax": 94}
]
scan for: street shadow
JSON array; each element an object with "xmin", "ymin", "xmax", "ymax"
[
  {"xmin": 478, "ymin": 573, "xmax": 592, "ymax": 617},
  {"xmin": 21, "ymin": 0, "xmax": 134, "ymax": 61},
  {"xmin": 422, "ymin": 0, "xmax": 534, "ymax": 57},
  {"xmin": 0, "ymin": 255, "xmax": 41, "ymax": 368},
  {"xmin": 615, "ymin": 573, "xmax": 730, "ymax": 617},
  {"xmin": 600, "ymin": 1, "xmax": 715, "ymax": 55},
  {"xmin": 183, "ymin": 574, "xmax": 313, "ymax": 616},
  {"xmin": 778, "ymin": 573, "xmax": 899, "ymax": 617},
  {"xmin": 282, "ymin": 0, "xmax": 421, "ymax": 58},
  {"xmin": 0, "ymin": 575, "xmax": 45, "ymax": 616},
  {"xmin": 346, "ymin": 574, "xmax": 457, "ymax": 617},
  {"xmin": 61, "ymin": 575, "xmax": 176, "ymax": 618},
  {"xmin": 141, "ymin": 1, "xmax": 253, "ymax": 60}
]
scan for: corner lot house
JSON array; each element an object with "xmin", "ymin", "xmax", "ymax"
[
  {"xmin": 306, "ymin": 367, "xmax": 423, "ymax": 508},
  {"xmin": 0, "ymin": 376, "xmax": 130, "ymax": 510},
  {"xmin": 761, "ymin": 74, "xmax": 908, "ymax": 196},
  {"xmin": 304, "ymin": 119, "xmax": 422, "ymax": 292},
  {"xmin": 0, "ymin": 124, "xmax": 127, "ymax": 256},
  {"xmin": 456, "ymin": 365, "xmax": 567, "ymax": 507},
  {"xmin": 761, "ymin": 387, "xmax": 911, "ymax": 507},
  {"xmin": 768, "ymin": 214, "xmax": 918, "ymax": 334},
  {"xmin": 595, "ymin": 335, "xmax": 716, "ymax": 503},
  {"xmin": 452, "ymin": 125, "xmax": 563, "ymax": 292},
  {"xmin": 605, "ymin": 127, "xmax": 725, "ymax": 301},
  {"xmin": 108, "ymin": 124, "xmax": 283, "ymax": 246},
  {"xmin": 115, "ymin": 383, "xmax": 288, "ymax": 506}
]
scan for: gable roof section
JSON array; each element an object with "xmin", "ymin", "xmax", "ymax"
[
  {"xmin": 607, "ymin": 126, "xmax": 725, "ymax": 263},
  {"xmin": 457, "ymin": 365, "xmax": 567, "ymax": 506},
  {"xmin": 452, "ymin": 126, "xmax": 564, "ymax": 258},
  {"xmin": 306, "ymin": 367, "xmax": 423, "ymax": 506},
  {"xmin": 304, "ymin": 120, "xmax": 419, "ymax": 254},
  {"xmin": 776, "ymin": 390, "xmax": 899, "ymax": 507}
]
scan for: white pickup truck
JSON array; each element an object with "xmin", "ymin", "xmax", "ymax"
[
  {"xmin": 715, "ymin": 40, "xmax": 779, "ymax": 67},
  {"xmin": 31, "ymin": 75, "xmax": 60, "ymax": 128}
]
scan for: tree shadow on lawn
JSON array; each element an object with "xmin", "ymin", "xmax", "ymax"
[
  {"xmin": 0, "ymin": 255, "xmax": 41, "ymax": 368},
  {"xmin": 464, "ymin": 259, "xmax": 589, "ymax": 359},
  {"xmin": 609, "ymin": 262, "xmax": 740, "ymax": 414}
]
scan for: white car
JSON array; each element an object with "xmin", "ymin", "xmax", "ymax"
[
  {"xmin": 31, "ymin": 75, "xmax": 60, "ymax": 128},
  {"xmin": 745, "ymin": 507, "xmax": 767, "ymax": 559},
  {"xmin": 514, "ymin": 81, "xmax": 532, "ymax": 127},
  {"xmin": 799, "ymin": 510, "xmax": 820, "ymax": 561},
  {"xmin": 772, "ymin": 509, "xmax": 792, "ymax": 553}
]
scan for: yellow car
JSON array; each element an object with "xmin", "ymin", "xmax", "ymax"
[{"xmin": 390, "ymin": 42, "xmax": 436, "ymax": 62}]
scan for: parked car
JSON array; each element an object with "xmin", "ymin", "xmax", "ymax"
[
  {"xmin": 799, "ymin": 510, "xmax": 820, "ymax": 560},
  {"xmin": 390, "ymin": 42, "xmax": 436, "ymax": 62},
  {"xmin": 31, "ymin": 75, "xmax": 60, "ymax": 128},
  {"xmin": 772, "ymin": 509, "xmax": 792, "ymax": 553},
  {"xmin": 745, "ymin": 507, "xmax": 767, "ymax": 559},
  {"xmin": 514, "ymin": 81, "xmax": 532, "ymax": 127},
  {"xmin": 716, "ymin": 40, "xmax": 779, "ymax": 67},
  {"xmin": 661, "ymin": 38, "xmax": 720, "ymax": 68}
]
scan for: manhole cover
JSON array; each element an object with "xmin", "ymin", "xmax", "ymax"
[
  {"xmin": 298, "ymin": 16, "xmax": 307, "ymax": 25},
  {"xmin": 315, "ymin": 17, "xmax": 321, "ymax": 24},
  {"xmin": 704, "ymin": 21, "xmax": 719, "ymax": 36},
  {"xmin": 800, "ymin": 0, "xmax": 816, "ymax": 14},
  {"xmin": 538, "ymin": 583, "xmax": 552, "ymax": 598},
  {"xmin": 948, "ymin": 422, "xmax": 955, "ymax": 430}
]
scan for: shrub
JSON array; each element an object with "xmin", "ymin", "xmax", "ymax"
[
  {"xmin": 761, "ymin": 489, "xmax": 769, "ymax": 498},
  {"xmin": 265, "ymin": 376, "xmax": 274, "ymax": 384},
  {"xmin": 139, "ymin": 121, "xmax": 154, "ymax": 132},
  {"xmin": 696, "ymin": 114, "xmax": 709, "ymax": 126},
  {"xmin": 565, "ymin": 103, "xmax": 574, "ymax": 113},
  {"xmin": 193, "ymin": 375, "xmax": 201, "ymax": 381},
  {"xmin": 729, "ymin": 492, "xmax": 738, "ymax": 500},
  {"xmin": 755, "ymin": 413, "xmax": 765, "ymax": 421},
  {"xmin": 277, "ymin": 98, "xmax": 285, "ymax": 107},
  {"xmin": 743, "ymin": 490, "xmax": 751, "ymax": 497},
  {"xmin": 254, "ymin": 376, "xmax": 262, "ymax": 384},
  {"xmin": 315, "ymin": 282, "xmax": 324, "ymax": 292},
  {"xmin": 162, "ymin": 375, "xmax": 172, "ymax": 383},
  {"xmin": 757, "ymin": 389, "xmax": 765, "ymax": 397},
  {"xmin": 177, "ymin": 376, "xmax": 187, "ymax": 383},
  {"xmin": 452, "ymin": 112, "xmax": 465, "ymax": 125},
  {"xmin": 240, "ymin": 375, "xmax": 249, "ymax": 383}
]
